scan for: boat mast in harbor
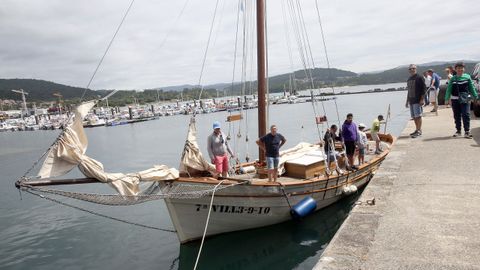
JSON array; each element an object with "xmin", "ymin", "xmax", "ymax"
[{"xmin": 256, "ymin": 0, "xmax": 267, "ymax": 164}]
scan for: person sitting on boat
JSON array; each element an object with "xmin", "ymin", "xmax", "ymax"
[
  {"xmin": 371, "ymin": 114, "xmax": 385, "ymax": 154},
  {"xmin": 256, "ymin": 125, "xmax": 286, "ymax": 182},
  {"xmin": 324, "ymin": 124, "xmax": 343, "ymax": 175},
  {"xmin": 357, "ymin": 123, "xmax": 368, "ymax": 165},
  {"xmin": 207, "ymin": 121, "xmax": 235, "ymax": 178},
  {"xmin": 341, "ymin": 113, "xmax": 358, "ymax": 171}
]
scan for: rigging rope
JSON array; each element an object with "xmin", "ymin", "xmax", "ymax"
[
  {"xmin": 311, "ymin": 0, "xmax": 350, "ymax": 168},
  {"xmin": 158, "ymin": 0, "xmax": 191, "ymax": 48},
  {"xmin": 19, "ymin": 180, "xmax": 247, "ymax": 235},
  {"xmin": 230, "ymin": 0, "xmax": 242, "ymax": 101},
  {"xmin": 81, "ymin": 0, "xmax": 136, "ymax": 101},
  {"xmin": 314, "ymin": 0, "xmax": 341, "ymax": 127},
  {"xmin": 196, "ymin": 0, "xmax": 221, "ymax": 103},
  {"xmin": 20, "ymin": 0, "xmax": 136, "ymax": 179},
  {"xmin": 293, "ymin": 0, "xmax": 331, "ymax": 131},
  {"xmin": 25, "ymin": 189, "xmax": 177, "ymax": 233},
  {"xmin": 212, "ymin": 0, "xmax": 227, "ymax": 47},
  {"xmin": 282, "ymin": 0, "xmax": 325, "ymax": 143},
  {"xmin": 280, "ymin": 0, "xmax": 298, "ymax": 94},
  {"xmin": 245, "ymin": 0, "xmax": 256, "ymax": 162}
]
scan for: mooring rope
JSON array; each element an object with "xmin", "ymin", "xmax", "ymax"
[
  {"xmin": 193, "ymin": 180, "xmax": 226, "ymax": 270},
  {"xmin": 278, "ymin": 183, "xmax": 293, "ymax": 211}
]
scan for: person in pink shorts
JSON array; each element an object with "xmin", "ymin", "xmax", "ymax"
[{"xmin": 207, "ymin": 121, "xmax": 235, "ymax": 178}]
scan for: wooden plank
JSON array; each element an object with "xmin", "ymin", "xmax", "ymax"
[{"xmin": 227, "ymin": 114, "xmax": 243, "ymax": 122}]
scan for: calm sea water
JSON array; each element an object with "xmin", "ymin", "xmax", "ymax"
[{"xmin": 0, "ymin": 89, "xmax": 410, "ymax": 270}]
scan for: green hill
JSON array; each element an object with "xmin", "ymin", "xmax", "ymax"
[
  {"xmin": 0, "ymin": 79, "xmax": 97, "ymax": 102},
  {"xmin": 350, "ymin": 62, "xmax": 478, "ymax": 85},
  {"xmin": 1, "ymin": 61, "xmax": 477, "ymax": 107}
]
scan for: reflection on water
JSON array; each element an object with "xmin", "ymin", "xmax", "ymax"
[{"xmin": 177, "ymin": 191, "xmax": 362, "ymax": 270}]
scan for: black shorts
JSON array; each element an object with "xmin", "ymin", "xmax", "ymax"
[{"xmin": 345, "ymin": 141, "xmax": 356, "ymax": 156}]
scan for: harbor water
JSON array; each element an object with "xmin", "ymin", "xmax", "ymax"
[{"xmin": 0, "ymin": 88, "xmax": 410, "ymax": 270}]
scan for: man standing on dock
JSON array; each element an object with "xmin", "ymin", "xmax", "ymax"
[
  {"xmin": 427, "ymin": 69, "xmax": 441, "ymax": 113},
  {"xmin": 405, "ymin": 64, "xmax": 426, "ymax": 138},
  {"xmin": 445, "ymin": 62, "xmax": 478, "ymax": 138},
  {"xmin": 257, "ymin": 125, "xmax": 286, "ymax": 182}
]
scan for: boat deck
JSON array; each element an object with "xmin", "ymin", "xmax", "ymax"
[{"xmin": 231, "ymin": 141, "xmax": 388, "ymax": 184}]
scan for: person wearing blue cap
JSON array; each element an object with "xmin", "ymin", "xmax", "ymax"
[{"xmin": 207, "ymin": 121, "xmax": 235, "ymax": 177}]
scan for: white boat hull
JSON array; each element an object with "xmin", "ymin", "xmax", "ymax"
[{"xmin": 162, "ymin": 163, "xmax": 379, "ymax": 243}]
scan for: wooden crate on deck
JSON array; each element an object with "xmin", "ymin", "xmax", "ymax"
[{"xmin": 284, "ymin": 151, "xmax": 325, "ymax": 179}]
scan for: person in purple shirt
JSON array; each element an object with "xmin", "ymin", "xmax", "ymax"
[{"xmin": 341, "ymin": 113, "xmax": 358, "ymax": 170}]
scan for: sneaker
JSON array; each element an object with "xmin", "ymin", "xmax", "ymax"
[
  {"xmin": 409, "ymin": 130, "xmax": 418, "ymax": 136},
  {"xmin": 453, "ymin": 131, "xmax": 461, "ymax": 137},
  {"xmin": 464, "ymin": 132, "xmax": 473, "ymax": 139},
  {"xmin": 374, "ymin": 150, "xmax": 381, "ymax": 155},
  {"xmin": 430, "ymin": 109, "xmax": 437, "ymax": 113},
  {"xmin": 410, "ymin": 131, "xmax": 421, "ymax": 138}
]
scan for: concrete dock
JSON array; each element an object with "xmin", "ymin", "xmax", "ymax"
[{"xmin": 315, "ymin": 107, "xmax": 480, "ymax": 270}]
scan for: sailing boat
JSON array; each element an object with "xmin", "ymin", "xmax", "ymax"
[{"xmin": 15, "ymin": 0, "xmax": 395, "ymax": 244}]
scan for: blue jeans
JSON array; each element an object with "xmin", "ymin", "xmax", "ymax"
[
  {"xmin": 266, "ymin": 157, "xmax": 280, "ymax": 170},
  {"xmin": 451, "ymin": 99, "xmax": 470, "ymax": 132},
  {"xmin": 409, "ymin": 103, "xmax": 423, "ymax": 118}
]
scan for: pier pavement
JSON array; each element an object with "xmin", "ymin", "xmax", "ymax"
[{"xmin": 314, "ymin": 107, "xmax": 480, "ymax": 270}]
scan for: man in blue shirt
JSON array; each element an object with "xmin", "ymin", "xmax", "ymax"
[
  {"xmin": 427, "ymin": 69, "xmax": 441, "ymax": 113},
  {"xmin": 256, "ymin": 125, "xmax": 286, "ymax": 182}
]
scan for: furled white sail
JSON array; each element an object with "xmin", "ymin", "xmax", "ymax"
[
  {"xmin": 179, "ymin": 117, "xmax": 216, "ymax": 176},
  {"xmin": 37, "ymin": 100, "xmax": 179, "ymax": 196}
]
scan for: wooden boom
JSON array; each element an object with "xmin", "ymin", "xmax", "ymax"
[{"xmin": 16, "ymin": 178, "xmax": 100, "ymax": 188}]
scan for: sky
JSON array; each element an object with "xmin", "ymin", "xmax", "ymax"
[{"xmin": 1, "ymin": 0, "xmax": 479, "ymax": 90}]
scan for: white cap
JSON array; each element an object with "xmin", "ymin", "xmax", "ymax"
[{"xmin": 358, "ymin": 123, "xmax": 366, "ymax": 128}]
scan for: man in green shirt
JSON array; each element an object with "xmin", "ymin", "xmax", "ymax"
[{"xmin": 445, "ymin": 62, "xmax": 478, "ymax": 138}]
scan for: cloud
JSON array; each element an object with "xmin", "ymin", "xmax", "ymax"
[{"xmin": 0, "ymin": 0, "xmax": 479, "ymax": 89}]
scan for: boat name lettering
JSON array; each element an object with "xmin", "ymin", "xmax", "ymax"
[{"xmin": 195, "ymin": 204, "xmax": 271, "ymax": 215}]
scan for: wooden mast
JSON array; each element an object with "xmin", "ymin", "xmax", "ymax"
[{"xmin": 256, "ymin": 0, "xmax": 267, "ymax": 163}]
